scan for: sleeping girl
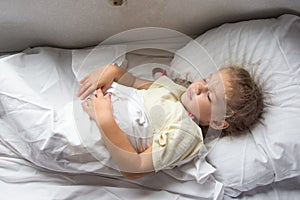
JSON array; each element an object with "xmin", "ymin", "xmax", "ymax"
[{"xmin": 77, "ymin": 63, "xmax": 264, "ymax": 179}]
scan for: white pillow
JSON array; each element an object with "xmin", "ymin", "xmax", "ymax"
[{"xmin": 171, "ymin": 14, "xmax": 300, "ymax": 196}]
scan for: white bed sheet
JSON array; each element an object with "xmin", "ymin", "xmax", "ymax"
[
  {"xmin": 224, "ymin": 176, "xmax": 300, "ymax": 200},
  {"xmin": 1, "ymin": 42, "xmax": 299, "ymax": 199},
  {"xmin": 0, "ymin": 147, "xmax": 196, "ymax": 200},
  {"xmin": 0, "ymin": 139, "xmax": 215, "ymax": 200},
  {"xmin": 1, "ymin": 118, "xmax": 299, "ymax": 199},
  {"xmin": 0, "ymin": 46, "xmax": 223, "ymax": 200}
]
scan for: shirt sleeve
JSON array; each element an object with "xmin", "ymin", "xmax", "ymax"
[
  {"xmin": 147, "ymin": 76, "xmax": 203, "ymax": 171},
  {"xmin": 151, "ymin": 116, "xmax": 203, "ymax": 172},
  {"xmin": 150, "ymin": 76, "xmax": 187, "ymax": 98}
]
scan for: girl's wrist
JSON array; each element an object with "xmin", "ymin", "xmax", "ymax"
[
  {"xmin": 110, "ymin": 64, "xmax": 136, "ymax": 87},
  {"xmin": 97, "ymin": 112, "xmax": 114, "ymax": 129},
  {"xmin": 109, "ymin": 64, "xmax": 125, "ymax": 82}
]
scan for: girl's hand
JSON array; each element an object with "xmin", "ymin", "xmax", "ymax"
[
  {"xmin": 77, "ymin": 64, "xmax": 118, "ymax": 100},
  {"xmin": 81, "ymin": 89, "xmax": 113, "ymax": 123}
]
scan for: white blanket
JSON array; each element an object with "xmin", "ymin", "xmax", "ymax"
[
  {"xmin": 0, "ymin": 47, "xmax": 223, "ymax": 200},
  {"xmin": 0, "ymin": 60, "xmax": 122, "ymax": 175}
]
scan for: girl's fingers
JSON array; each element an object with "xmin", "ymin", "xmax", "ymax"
[
  {"xmin": 81, "ymin": 87, "xmax": 96, "ymax": 100},
  {"xmin": 101, "ymin": 85, "xmax": 109, "ymax": 93},
  {"xmin": 81, "ymin": 101, "xmax": 88, "ymax": 111},
  {"xmin": 89, "ymin": 94, "xmax": 96, "ymax": 100},
  {"xmin": 80, "ymin": 91, "xmax": 89, "ymax": 100},
  {"xmin": 95, "ymin": 89, "xmax": 111, "ymax": 102},
  {"xmin": 105, "ymin": 93, "xmax": 112, "ymax": 99},
  {"xmin": 79, "ymin": 76, "xmax": 89, "ymax": 84},
  {"xmin": 96, "ymin": 88, "xmax": 104, "ymax": 97},
  {"xmin": 77, "ymin": 82, "xmax": 91, "ymax": 98}
]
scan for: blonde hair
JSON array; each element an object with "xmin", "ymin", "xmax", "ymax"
[
  {"xmin": 220, "ymin": 66, "xmax": 264, "ymax": 137},
  {"xmin": 152, "ymin": 66, "xmax": 264, "ymax": 137}
]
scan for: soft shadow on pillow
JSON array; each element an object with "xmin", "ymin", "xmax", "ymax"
[{"xmin": 171, "ymin": 14, "xmax": 300, "ymax": 197}]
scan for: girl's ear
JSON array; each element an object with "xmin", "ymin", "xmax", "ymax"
[{"xmin": 210, "ymin": 120, "xmax": 229, "ymax": 130}]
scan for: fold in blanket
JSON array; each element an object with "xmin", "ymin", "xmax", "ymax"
[
  {"xmin": 0, "ymin": 48, "xmax": 223, "ymax": 199},
  {"xmin": 0, "ymin": 61, "xmax": 122, "ymax": 176}
]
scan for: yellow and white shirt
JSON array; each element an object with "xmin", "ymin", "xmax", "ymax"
[{"xmin": 138, "ymin": 76, "xmax": 204, "ymax": 171}]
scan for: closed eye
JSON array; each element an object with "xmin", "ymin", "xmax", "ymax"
[
  {"xmin": 207, "ymin": 92, "xmax": 212, "ymax": 103},
  {"xmin": 203, "ymin": 78, "xmax": 212, "ymax": 102}
]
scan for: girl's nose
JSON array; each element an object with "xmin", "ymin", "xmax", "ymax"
[{"xmin": 195, "ymin": 82, "xmax": 208, "ymax": 95}]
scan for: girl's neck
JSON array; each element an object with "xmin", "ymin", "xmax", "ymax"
[
  {"xmin": 186, "ymin": 110, "xmax": 195, "ymax": 120},
  {"xmin": 186, "ymin": 109, "xmax": 199, "ymax": 124}
]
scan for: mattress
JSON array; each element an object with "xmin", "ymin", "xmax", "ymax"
[{"xmin": 0, "ymin": 9, "xmax": 300, "ymax": 200}]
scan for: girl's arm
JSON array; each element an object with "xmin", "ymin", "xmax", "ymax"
[
  {"xmin": 77, "ymin": 64, "xmax": 153, "ymax": 100},
  {"xmin": 82, "ymin": 89, "xmax": 154, "ymax": 179},
  {"xmin": 112, "ymin": 64, "xmax": 153, "ymax": 90}
]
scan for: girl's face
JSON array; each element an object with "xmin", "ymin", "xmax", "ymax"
[{"xmin": 180, "ymin": 70, "xmax": 229, "ymax": 126}]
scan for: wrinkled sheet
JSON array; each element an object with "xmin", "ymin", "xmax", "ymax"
[
  {"xmin": 0, "ymin": 46, "xmax": 300, "ymax": 199},
  {"xmin": 0, "ymin": 47, "xmax": 224, "ymax": 200}
]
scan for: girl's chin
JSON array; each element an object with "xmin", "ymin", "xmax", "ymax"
[{"xmin": 180, "ymin": 93, "xmax": 189, "ymax": 105}]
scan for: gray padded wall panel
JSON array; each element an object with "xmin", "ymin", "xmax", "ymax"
[{"xmin": 0, "ymin": 0, "xmax": 299, "ymax": 53}]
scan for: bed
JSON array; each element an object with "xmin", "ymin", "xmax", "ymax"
[{"xmin": 1, "ymin": 1, "xmax": 300, "ymax": 200}]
